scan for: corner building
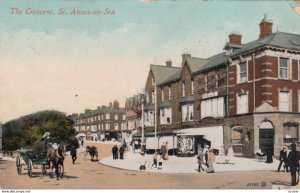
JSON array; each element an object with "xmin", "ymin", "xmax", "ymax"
[{"xmin": 141, "ymin": 16, "xmax": 300, "ymax": 158}]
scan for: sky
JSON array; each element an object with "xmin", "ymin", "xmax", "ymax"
[{"xmin": 0, "ymin": 0, "xmax": 300, "ymax": 122}]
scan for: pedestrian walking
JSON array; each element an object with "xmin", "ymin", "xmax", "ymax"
[
  {"xmin": 70, "ymin": 146, "xmax": 77, "ymax": 165},
  {"xmin": 119, "ymin": 145, "xmax": 125, "ymax": 160},
  {"xmin": 81, "ymin": 138, "xmax": 84, "ymax": 147},
  {"xmin": 197, "ymin": 148, "xmax": 205, "ymax": 173},
  {"xmin": 277, "ymin": 147, "xmax": 288, "ymax": 172},
  {"xmin": 151, "ymin": 151, "xmax": 158, "ymax": 168},
  {"xmin": 205, "ymin": 149, "xmax": 216, "ymax": 173},
  {"xmin": 288, "ymin": 143, "xmax": 300, "ymax": 186}
]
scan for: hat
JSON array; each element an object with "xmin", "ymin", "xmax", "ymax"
[{"xmin": 291, "ymin": 143, "xmax": 297, "ymax": 150}]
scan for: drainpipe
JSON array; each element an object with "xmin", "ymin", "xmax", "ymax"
[{"xmin": 253, "ymin": 53, "xmax": 256, "ymax": 112}]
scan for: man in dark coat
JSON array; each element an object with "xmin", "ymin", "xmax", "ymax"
[
  {"xmin": 265, "ymin": 149, "xmax": 273, "ymax": 163},
  {"xmin": 288, "ymin": 143, "xmax": 300, "ymax": 186},
  {"xmin": 119, "ymin": 146, "xmax": 125, "ymax": 160},
  {"xmin": 112, "ymin": 145, "xmax": 119, "ymax": 160},
  {"xmin": 70, "ymin": 146, "xmax": 77, "ymax": 165},
  {"xmin": 277, "ymin": 147, "xmax": 288, "ymax": 172}
]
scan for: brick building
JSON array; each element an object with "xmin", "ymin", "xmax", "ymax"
[
  {"xmin": 72, "ymin": 101, "xmax": 126, "ymax": 141},
  {"xmin": 140, "ymin": 16, "xmax": 300, "ymax": 157},
  {"xmin": 125, "ymin": 94, "xmax": 144, "ymax": 134},
  {"xmin": 225, "ymin": 16, "xmax": 300, "ymax": 157}
]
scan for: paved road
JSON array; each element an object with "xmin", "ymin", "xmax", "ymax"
[{"xmin": 0, "ymin": 142, "xmax": 292, "ymax": 189}]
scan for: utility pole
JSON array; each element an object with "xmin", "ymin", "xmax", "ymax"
[{"xmin": 0, "ymin": 121, "xmax": 2, "ymax": 150}]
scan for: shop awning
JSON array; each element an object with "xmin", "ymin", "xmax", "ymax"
[
  {"xmin": 144, "ymin": 104, "xmax": 154, "ymax": 111},
  {"xmin": 159, "ymin": 100, "xmax": 172, "ymax": 108},
  {"xmin": 179, "ymin": 96, "xmax": 195, "ymax": 104},
  {"xmin": 174, "ymin": 126, "xmax": 224, "ymax": 150}
]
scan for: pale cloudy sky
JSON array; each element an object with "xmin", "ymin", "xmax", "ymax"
[{"xmin": 0, "ymin": 0, "xmax": 300, "ymax": 122}]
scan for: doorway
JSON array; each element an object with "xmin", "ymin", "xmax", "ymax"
[{"xmin": 259, "ymin": 129, "xmax": 274, "ymax": 155}]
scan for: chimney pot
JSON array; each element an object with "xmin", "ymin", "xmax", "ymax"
[
  {"xmin": 166, "ymin": 59, "xmax": 172, "ymax": 67},
  {"xmin": 229, "ymin": 32, "xmax": 242, "ymax": 44},
  {"xmin": 259, "ymin": 15, "xmax": 273, "ymax": 38}
]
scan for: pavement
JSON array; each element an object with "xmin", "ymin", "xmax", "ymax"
[
  {"xmin": 0, "ymin": 141, "xmax": 283, "ymax": 174},
  {"xmin": 99, "ymin": 148, "xmax": 282, "ymax": 174}
]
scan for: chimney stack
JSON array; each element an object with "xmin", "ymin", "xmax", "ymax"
[
  {"xmin": 182, "ymin": 53, "xmax": 191, "ymax": 66},
  {"xmin": 229, "ymin": 32, "xmax": 242, "ymax": 44},
  {"xmin": 166, "ymin": 59, "xmax": 172, "ymax": 67},
  {"xmin": 259, "ymin": 14, "xmax": 273, "ymax": 38},
  {"xmin": 113, "ymin": 100, "xmax": 119, "ymax": 109}
]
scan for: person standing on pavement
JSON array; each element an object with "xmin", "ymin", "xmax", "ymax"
[
  {"xmin": 277, "ymin": 147, "xmax": 288, "ymax": 172},
  {"xmin": 151, "ymin": 151, "xmax": 158, "ymax": 168},
  {"xmin": 288, "ymin": 143, "xmax": 300, "ymax": 186},
  {"xmin": 119, "ymin": 145, "xmax": 125, "ymax": 160},
  {"xmin": 70, "ymin": 145, "xmax": 77, "ymax": 165},
  {"xmin": 112, "ymin": 145, "xmax": 119, "ymax": 160},
  {"xmin": 197, "ymin": 148, "xmax": 205, "ymax": 173},
  {"xmin": 205, "ymin": 149, "xmax": 216, "ymax": 173},
  {"xmin": 265, "ymin": 148, "xmax": 273, "ymax": 163},
  {"xmin": 204, "ymin": 150, "xmax": 209, "ymax": 167}
]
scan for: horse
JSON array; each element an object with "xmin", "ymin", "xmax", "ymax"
[
  {"xmin": 47, "ymin": 143, "xmax": 66, "ymax": 180},
  {"xmin": 85, "ymin": 146, "xmax": 98, "ymax": 161}
]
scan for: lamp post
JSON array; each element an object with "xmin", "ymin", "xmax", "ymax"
[
  {"xmin": 0, "ymin": 121, "xmax": 2, "ymax": 150},
  {"xmin": 154, "ymin": 84, "xmax": 158, "ymax": 149},
  {"xmin": 141, "ymin": 91, "xmax": 145, "ymax": 143}
]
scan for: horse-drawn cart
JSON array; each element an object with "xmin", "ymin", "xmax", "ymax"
[
  {"xmin": 16, "ymin": 140, "xmax": 54, "ymax": 177},
  {"xmin": 16, "ymin": 148, "xmax": 49, "ymax": 177}
]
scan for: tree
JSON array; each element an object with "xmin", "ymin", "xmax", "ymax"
[{"xmin": 2, "ymin": 110, "xmax": 76, "ymax": 150}]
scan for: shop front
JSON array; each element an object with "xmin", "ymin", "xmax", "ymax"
[{"xmin": 175, "ymin": 126, "xmax": 224, "ymax": 156}]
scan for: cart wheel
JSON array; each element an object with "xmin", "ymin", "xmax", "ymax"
[
  {"xmin": 16, "ymin": 156, "xmax": 22, "ymax": 175},
  {"xmin": 27, "ymin": 159, "xmax": 33, "ymax": 177},
  {"xmin": 42, "ymin": 165, "xmax": 47, "ymax": 175}
]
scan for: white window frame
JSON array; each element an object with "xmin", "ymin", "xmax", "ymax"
[
  {"xmin": 151, "ymin": 75, "xmax": 155, "ymax": 86},
  {"xmin": 168, "ymin": 86, "xmax": 171, "ymax": 100},
  {"xmin": 238, "ymin": 62, "xmax": 247, "ymax": 83},
  {"xmin": 191, "ymin": 80, "xmax": 194, "ymax": 94},
  {"xmin": 237, "ymin": 93, "xmax": 248, "ymax": 114},
  {"xmin": 115, "ymin": 114, "xmax": 118, "ymax": 120},
  {"xmin": 114, "ymin": 123, "xmax": 118, "ymax": 130},
  {"xmin": 200, "ymin": 97, "xmax": 224, "ymax": 119},
  {"xmin": 159, "ymin": 107, "xmax": 172, "ymax": 125},
  {"xmin": 279, "ymin": 57, "xmax": 289, "ymax": 80},
  {"xmin": 106, "ymin": 113, "xmax": 109, "ymax": 119},
  {"xmin": 182, "ymin": 81, "xmax": 185, "ymax": 97},
  {"xmin": 181, "ymin": 103, "xmax": 194, "ymax": 122},
  {"xmin": 151, "ymin": 91, "xmax": 155, "ymax": 104},
  {"xmin": 298, "ymin": 60, "xmax": 300, "ymax": 81},
  {"xmin": 279, "ymin": 91, "xmax": 289, "ymax": 112},
  {"xmin": 161, "ymin": 88, "xmax": 164, "ymax": 101},
  {"xmin": 299, "ymin": 91, "xmax": 300, "ymax": 113}
]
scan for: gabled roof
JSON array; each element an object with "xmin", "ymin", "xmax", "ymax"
[
  {"xmin": 231, "ymin": 31, "xmax": 300, "ymax": 57},
  {"xmin": 186, "ymin": 57, "xmax": 209, "ymax": 73},
  {"xmin": 150, "ymin": 64, "xmax": 181, "ymax": 85},
  {"xmin": 198, "ymin": 52, "xmax": 228, "ymax": 72}
]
